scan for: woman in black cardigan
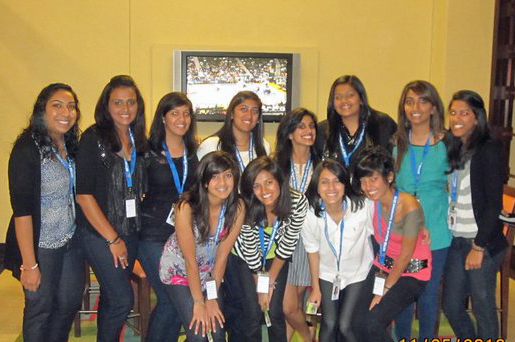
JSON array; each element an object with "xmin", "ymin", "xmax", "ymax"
[
  {"xmin": 318, "ymin": 75, "xmax": 397, "ymax": 171},
  {"xmin": 5, "ymin": 83, "xmax": 83, "ymax": 342},
  {"xmin": 442, "ymin": 90, "xmax": 507, "ymax": 339}
]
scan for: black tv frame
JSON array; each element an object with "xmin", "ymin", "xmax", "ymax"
[{"xmin": 179, "ymin": 51, "xmax": 294, "ymax": 122}]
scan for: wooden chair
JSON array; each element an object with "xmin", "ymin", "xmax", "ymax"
[
  {"xmin": 73, "ymin": 260, "xmax": 152, "ymax": 341},
  {"xmin": 498, "ymin": 185, "xmax": 515, "ymax": 339}
]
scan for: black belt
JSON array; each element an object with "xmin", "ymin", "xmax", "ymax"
[{"xmin": 383, "ymin": 255, "xmax": 428, "ymax": 273}]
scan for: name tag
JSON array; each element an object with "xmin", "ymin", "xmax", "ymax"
[
  {"xmin": 166, "ymin": 206, "xmax": 174, "ymax": 225},
  {"xmin": 264, "ymin": 310, "xmax": 272, "ymax": 327},
  {"xmin": 305, "ymin": 301, "xmax": 318, "ymax": 315},
  {"xmin": 206, "ymin": 279, "xmax": 217, "ymax": 300},
  {"xmin": 257, "ymin": 272, "xmax": 270, "ymax": 294},
  {"xmin": 447, "ymin": 206, "xmax": 457, "ymax": 230},
  {"xmin": 125, "ymin": 199, "xmax": 136, "ymax": 218},
  {"xmin": 331, "ymin": 274, "xmax": 340, "ymax": 301},
  {"xmin": 373, "ymin": 273, "xmax": 386, "ymax": 296}
]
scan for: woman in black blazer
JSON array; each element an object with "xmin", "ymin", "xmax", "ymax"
[{"xmin": 442, "ymin": 90, "xmax": 507, "ymax": 339}]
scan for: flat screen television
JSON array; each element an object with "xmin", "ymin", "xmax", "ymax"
[{"xmin": 173, "ymin": 51, "xmax": 299, "ymax": 122}]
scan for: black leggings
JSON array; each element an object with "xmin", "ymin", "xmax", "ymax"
[
  {"xmin": 235, "ymin": 255, "xmax": 289, "ymax": 342},
  {"xmin": 319, "ymin": 270, "xmax": 374, "ymax": 342}
]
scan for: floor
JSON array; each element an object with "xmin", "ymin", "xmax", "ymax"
[{"xmin": 1, "ymin": 271, "xmax": 514, "ymax": 342}]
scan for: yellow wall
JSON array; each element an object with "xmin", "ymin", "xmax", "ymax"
[{"xmin": 0, "ymin": 0, "xmax": 495, "ymax": 241}]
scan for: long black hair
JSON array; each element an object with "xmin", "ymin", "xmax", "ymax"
[
  {"xmin": 305, "ymin": 159, "xmax": 363, "ymax": 217},
  {"xmin": 94, "ymin": 75, "xmax": 147, "ymax": 154},
  {"xmin": 326, "ymin": 75, "xmax": 373, "ymax": 157},
  {"xmin": 274, "ymin": 107, "xmax": 321, "ymax": 181},
  {"xmin": 148, "ymin": 92, "xmax": 197, "ymax": 159},
  {"xmin": 208, "ymin": 91, "xmax": 267, "ymax": 156},
  {"xmin": 21, "ymin": 83, "xmax": 81, "ymax": 158},
  {"xmin": 393, "ymin": 80, "xmax": 445, "ymax": 172},
  {"xmin": 446, "ymin": 90, "xmax": 491, "ymax": 172},
  {"xmin": 240, "ymin": 156, "xmax": 292, "ymax": 225},
  {"xmin": 177, "ymin": 151, "xmax": 241, "ymax": 243}
]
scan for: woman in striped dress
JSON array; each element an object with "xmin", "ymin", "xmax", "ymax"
[
  {"xmin": 233, "ymin": 156, "xmax": 308, "ymax": 342},
  {"xmin": 274, "ymin": 108, "xmax": 321, "ymax": 341}
]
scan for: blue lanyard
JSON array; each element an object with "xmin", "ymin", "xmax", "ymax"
[
  {"xmin": 162, "ymin": 142, "xmax": 188, "ymax": 195},
  {"xmin": 408, "ymin": 131, "xmax": 431, "ymax": 196},
  {"xmin": 323, "ymin": 201, "xmax": 346, "ymax": 272},
  {"xmin": 450, "ymin": 171, "xmax": 458, "ymax": 203},
  {"xmin": 122, "ymin": 129, "xmax": 137, "ymax": 189},
  {"xmin": 258, "ymin": 219, "xmax": 280, "ymax": 270},
  {"xmin": 53, "ymin": 147, "xmax": 75, "ymax": 196},
  {"xmin": 208, "ymin": 204, "xmax": 226, "ymax": 267},
  {"xmin": 234, "ymin": 134, "xmax": 254, "ymax": 171},
  {"xmin": 376, "ymin": 191, "xmax": 399, "ymax": 265},
  {"xmin": 338, "ymin": 127, "xmax": 365, "ymax": 167},
  {"xmin": 290, "ymin": 158, "xmax": 312, "ymax": 193}
]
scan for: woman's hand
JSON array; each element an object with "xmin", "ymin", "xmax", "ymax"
[
  {"xmin": 206, "ymin": 299, "xmax": 224, "ymax": 333},
  {"xmin": 465, "ymin": 249, "xmax": 484, "ymax": 270},
  {"xmin": 258, "ymin": 292, "xmax": 270, "ymax": 311},
  {"xmin": 21, "ymin": 267, "xmax": 41, "ymax": 292},
  {"xmin": 369, "ymin": 295, "xmax": 382, "ymax": 310},
  {"xmin": 307, "ymin": 287, "xmax": 321, "ymax": 310},
  {"xmin": 189, "ymin": 301, "xmax": 209, "ymax": 337},
  {"xmin": 422, "ymin": 228, "xmax": 431, "ymax": 245},
  {"xmin": 109, "ymin": 239, "xmax": 128, "ymax": 269}
]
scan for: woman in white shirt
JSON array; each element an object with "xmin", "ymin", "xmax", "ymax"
[
  {"xmin": 197, "ymin": 91, "xmax": 270, "ymax": 341},
  {"xmin": 196, "ymin": 91, "xmax": 270, "ymax": 166},
  {"xmin": 302, "ymin": 159, "xmax": 374, "ymax": 342}
]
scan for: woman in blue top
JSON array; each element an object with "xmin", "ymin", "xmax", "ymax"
[{"xmin": 392, "ymin": 80, "xmax": 451, "ymax": 339}]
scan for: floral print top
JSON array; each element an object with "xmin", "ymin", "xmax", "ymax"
[{"xmin": 159, "ymin": 220, "xmax": 226, "ymax": 290}]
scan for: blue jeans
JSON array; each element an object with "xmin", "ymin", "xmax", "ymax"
[
  {"xmin": 81, "ymin": 228, "xmax": 138, "ymax": 342},
  {"xmin": 318, "ymin": 270, "xmax": 374, "ymax": 342},
  {"xmin": 442, "ymin": 237, "xmax": 505, "ymax": 339},
  {"xmin": 165, "ymin": 284, "xmax": 225, "ymax": 342},
  {"xmin": 395, "ymin": 247, "xmax": 449, "ymax": 339},
  {"xmin": 364, "ymin": 266, "xmax": 427, "ymax": 342},
  {"xmin": 138, "ymin": 240, "xmax": 181, "ymax": 342},
  {"xmin": 23, "ymin": 239, "xmax": 84, "ymax": 342}
]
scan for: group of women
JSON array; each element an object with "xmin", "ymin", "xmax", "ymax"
[{"xmin": 4, "ymin": 73, "xmax": 507, "ymax": 342}]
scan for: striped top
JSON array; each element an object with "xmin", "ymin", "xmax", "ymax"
[
  {"xmin": 234, "ymin": 190, "xmax": 308, "ymax": 271},
  {"xmin": 449, "ymin": 160, "xmax": 478, "ymax": 238}
]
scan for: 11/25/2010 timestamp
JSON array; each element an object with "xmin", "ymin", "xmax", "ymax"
[{"xmin": 399, "ymin": 339, "xmax": 508, "ymax": 342}]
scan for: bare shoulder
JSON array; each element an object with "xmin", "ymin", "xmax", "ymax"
[
  {"xmin": 236, "ymin": 198, "xmax": 246, "ymax": 216},
  {"xmin": 399, "ymin": 192, "xmax": 420, "ymax": 215}
]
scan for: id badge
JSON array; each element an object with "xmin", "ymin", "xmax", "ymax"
[
  {"xmin": 331, "ymin": 274, "xmax": 340, "ymax": 301},
  {"xmin": 165, "ymin": 206, "xmax": 174, "ymax": 225},
  {"xmin": 206, "ymin": 279, "xmax": 217, "ymax": 300},
  {"xmin": 125, "ymin": 198, "xmax": 136, "ymax": 218},
  {"xmin": 447, "ymin": 204, "xmax": 457, "ymax": 229},
  {"xmin": 207, "ymin": 331, "xmax": 213, "ymax": 342},
  {"xmin": 373, "ymin": 272, "xmax": 386, "ymax": 296},
  {"xmin": 257, "ymin": 272, "xmax": 270, "ymax": 294},
  {"xmin": 305, "ymin": 301, "xmax": 318, "ymax": 315},
  {"xmin": 264, "ymin": 310, "xmax": 272, "ymax": 327}
]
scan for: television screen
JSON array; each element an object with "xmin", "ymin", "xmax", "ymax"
[{"xmin": 178, "ymin": 51, "xmax": 295, "ymax": 122}]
